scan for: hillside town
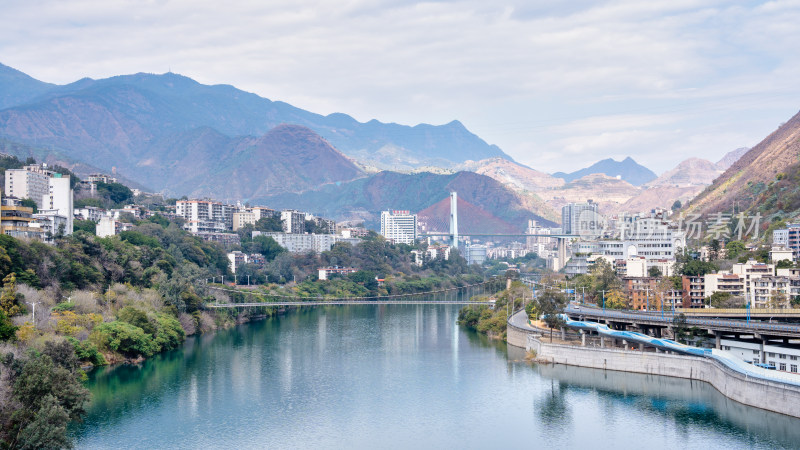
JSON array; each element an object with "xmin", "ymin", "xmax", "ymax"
[{"xmin": 3, "ymin": 162, "xmax": 799, "ymax": 313}]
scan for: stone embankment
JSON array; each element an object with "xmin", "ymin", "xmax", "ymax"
[{"xmin": 508, "ymin": 313, "xmax": 800, "ymax": 418}]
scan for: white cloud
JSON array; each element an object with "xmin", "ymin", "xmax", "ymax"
[{"xmin": 0, "ymin": 0, "xmax": 799, "ymax": 173}]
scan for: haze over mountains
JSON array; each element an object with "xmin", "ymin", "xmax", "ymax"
[{"xmin": 0, "ymin": 62, "xmax": 761, "ymax": 230}]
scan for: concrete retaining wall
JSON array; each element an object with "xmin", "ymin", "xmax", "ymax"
[{"xmin": 508, "ymin": 322, "xmax": 800, "ymax": 418}]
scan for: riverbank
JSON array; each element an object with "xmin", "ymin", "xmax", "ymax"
[{"xmin": 507, "ymin": 311, "xmax": 800, "ymax": 418}]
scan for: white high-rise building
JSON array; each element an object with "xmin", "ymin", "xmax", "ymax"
[
  {"xmin": 176, "ymin": 200, "xmax": 234, "ymax": 233},
  {"xmin": 42, "ymin": 174, "xmax": 73, "ymax": 234},
  {"xmin": 380, "ymin": 210, "xmax": 418, "ymax": 244},
  {"xmin": 561, "ymin": 200, "xmax": 598, "ymax": 235},
  {"xmin": 280, "ymin": 210, "xmax": 306, "ymax": 234}
]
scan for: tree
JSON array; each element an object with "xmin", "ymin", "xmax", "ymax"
[
  {"xmin": 254, "ymin": 216, "xmax": 283, "ymax": 232},
  {"xmin": 0, "ymin": 308, "xmax": 16, "ymax": 340},
  {"xmin": 672, "ymin": 313, "xmax": 688, "ymax": 343},
  {"xmin": 769, "ymin": 291, "xmax": 788, "ymax": 309},
  {"xmin": 680, "ymin": 260, "xmax": 718, "ymax": 277},
  {"xmin": 538, "ymin": 288, "xmax": 567, "ymax": 342},
  {"xmin": 604, "ymin": 289, "xmax": 629, "ymax": 310},
  {"xmin": 708, "ymin": 239, "xmax": 721, "ymax": 260},
  {"xmin": 1, "ymin": 343, "xmax": 90, "ymax": 449},
  {"xmin": 706, "ymin": 291, "xmax": 732, "ymax": 308},
  {"xmin": 73, "ymin": 219, "xmax": 96, "ymax": 234},
  {"xmin": 725, "ymin": 240, "xmax": 747, "ymax": 260},
  {"xmin": 18, "ymin": 198, "xmax": 37, "ymax": 213},
  {"xmin": 648, "ymin": 266, "xmax": 663, "ymax": 278},
  {"xmin": 671, "ymin": 200, "xmax": 682, "ymax": 210},
  {"xmin": 0, "ymin": 273, "xmax": 23, "ymax": 316},
  {"xmin": 776, "ymin": 259, "xmax": 794, "ymax": 269}
]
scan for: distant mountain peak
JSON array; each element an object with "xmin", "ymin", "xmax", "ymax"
[{"xmin": 552, "ymin": 156, "xmax": 656, "ymax": 186}]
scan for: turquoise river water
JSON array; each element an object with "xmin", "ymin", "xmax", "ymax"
[{"xmin": 72, "ymin": 305, "xmax": 800, "ymax": 449}]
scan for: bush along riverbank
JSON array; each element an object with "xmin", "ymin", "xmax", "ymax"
[{"xmin": 458, "ymin": 279, "xmax": 526, "ymax": 341}]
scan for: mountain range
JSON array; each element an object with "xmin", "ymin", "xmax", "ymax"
[{"xmin": 0, "ymin": 64, "xmax": 510, "ymax": 193}]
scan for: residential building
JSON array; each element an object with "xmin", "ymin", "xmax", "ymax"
[
  {"xmin": 74, "ymin": 206, "xmax": 105, "ymax": 222},
  {"xmin": 339, "ymin": 226, "xmax": 369, "ymax": 239},
  {"xmin": 176, "ymin": 200, "xmax": 234, "ymax": 233},
  {"xmin": 280, "ymin": 210, "xmax": 306, "ymax": 234},
  {"xmin": 253, "ymin": 231, "xmax": 359, "ymax": 254},
  {"xmin": 682, "ymin": 275, "xmax": 705, "ymax": 308},
  {"xmin": 770, "ymin": 246, "xmax": 794, "ymax": 263},
  {"xmin": 561, "ymin": 200, "xmax": 598, "ymax": 235},
  {"xmin": 464, "ymin": 244, "xmax": 487, "ymax": 266},
  {"xmin": 752, "ymin": 276, "xmax": 791, "ymax": 308},
  {"xmin": 194, "ymin": 232, "xmax": 241, "ymax": 247},
  {"xmin": 232, "ymin": 207, "xmax": 278, "ymax": 231},
  {"xmin": 773, "ymin": 228, "xmax": 789, "ymax": 247},
  {"xmin": 318, "ymin": 267, "xmax": 358, "ymax": 280},
  {"xmin": 623, "ymin": 277, "xmax": 663, "ymax": 310},
  {"xmin": 0, "ymin": 196, "xmax": 45, "ymax": 240},
  {"xmin": 4, "ymin": 165, "xmax": 50, "ymax": 208},
  {"xmin": 32, "ymin": 210, "xmax": 68, "ymax": 239},
  {"xmin": 380, "ymin": 210, "xmax": 418, "ymax": 244},
  {"xmin": 703, "ymin": 273, "xmax": 745, "ymax": 298},
  {"xmin": 227, "ymin": 251, "xmax": 248, "ymax": 274},
  {"xmin": 732, "ymin": 259, "xmax": 775, "ymax": 301},
  {"xmin": 85, "ymin": 173, "xmax": 118, "ymax": 184},
  {"xmin": 95, "ymin": 215, "xmax": 134, "ymax": 238}
]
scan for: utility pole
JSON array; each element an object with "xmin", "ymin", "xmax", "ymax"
[{"xmin": 26, "ymin": 301, "xmax": 41, "ymax": 328}]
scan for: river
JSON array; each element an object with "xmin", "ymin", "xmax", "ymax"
[{"xmin": 72, "ymin": 305, "xmax": 800, "ymax": 449}]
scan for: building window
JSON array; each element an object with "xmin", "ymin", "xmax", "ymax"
[
  {"xmin": 753, "ymin": 350, "xmax": 760, "ymax": 355},
  {"xmin": 769, "ymin": 352, "xmax": 776, "ymax": 357},
  {"xmin": 780, "ymin": 363, "xmax": 787, "ymax": 371},
  {"xmin": 792, "ymin": 365, "xmax": 798, "ymax": 373},
  {"xmin": 791, "ymin": 356, "xmax": 798, "ymax": 361},
  {"xmin": 780, "ymin": 354, "xmax": 786, "ymax": 359}
]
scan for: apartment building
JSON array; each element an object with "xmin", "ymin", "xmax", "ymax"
[
  {"xmin": 4, "ymin": 165, "xmax": 50, "ymax": 208},
  {"xmin": 176, "ymin": 200, "xmax": 234, "ymax": 233},
  {"xmin": 732, "ymin": 259, "xmax": 775, "ymax": 301},
  {"xmin": 380, "ymin": 210, "xmax": 418, "ymax": 244},
  {"xmin": 280, "ymin": 210, "xmax": 306, "ymax": 234}
]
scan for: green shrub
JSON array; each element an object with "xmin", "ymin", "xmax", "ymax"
[
  {"xmin": 117, "ymin": 306, "xmax": 156, "ymax": 335},
  {"xmin": 52, "ymin": 301, "xmax": 76, "ymax": 312},
  {"xmin": 66, "ymin": 337, "xmax": 106, "ymax": 366},
  {"xmin": 152, "ymin": 313, "xmax": 185, "ymax": 352},
  {"xmin": 91, "ymin": 321, "xmax": 158, "ymax": 357}
]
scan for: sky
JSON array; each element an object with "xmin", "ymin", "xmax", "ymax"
[{"xmin": 2, "ymin": 0, "xmax": 800, "ymax": 174}]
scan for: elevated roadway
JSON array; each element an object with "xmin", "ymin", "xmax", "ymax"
[{"xmin": 566, "ymin": 305, "xmax": 800, "ymax": 339}]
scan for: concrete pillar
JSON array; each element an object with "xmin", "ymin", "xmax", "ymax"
[
  {"xmin": 561, "ymin": 327, "xmax": 566, "ymax": 341},
  {"xmin": 715, "ymin": 334, "xmax": 721, "ymax": 350},
  {"xmin": 655, "ymin": 328, "xmax": 662, "ymax": 338},
  {"xmin": 600, "ymin": 337, "xmax": 605, "ymax": 348},
  {"xmin": 622, "ymin": 339, "xmax": 628, "ymax": 350},
  {"xmin": 639, "ymin": 343, "xmax": 644, "ymax": 351},
  {"xmin": 761, "ymin": 338, "xmax": 767, "ymax": 363},
  {"xmin": 581, "ymin": 331, "xmax": 586, "ymax": 347}
]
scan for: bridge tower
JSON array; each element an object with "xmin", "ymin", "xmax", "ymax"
[{"xmin": 450, "ymin": 191, "xmax": 458, "ymax": 249}]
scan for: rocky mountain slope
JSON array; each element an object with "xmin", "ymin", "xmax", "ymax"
[
  {"xmin": 686, "ymin": 110, "xmax": 800, "ymax": 215},
  {"xmin": 646, "ymin": 158, "xmax": 723, "ymax": 187},
  {"xmin": 458, "ymin": 157, "xmax": 565, "ymax": 191},
  {"xmin": 552, "ymin": 157, "xmax": 657, "ymax": 186}
]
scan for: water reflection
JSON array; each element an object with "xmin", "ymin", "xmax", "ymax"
[
  {"xmin": 72, "ymin": 305, "xmax": 800, "ymax": 449},
  {"xmin": 533, "ymin": 362, "xmax": 800, "ymax": 448}
]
